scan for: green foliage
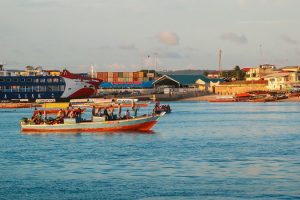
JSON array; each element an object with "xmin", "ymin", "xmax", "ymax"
[{"xmin": 221, "ymin": 65, "xmax": 246, "ymax": 80}]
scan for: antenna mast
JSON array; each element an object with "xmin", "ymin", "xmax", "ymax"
[
  {"xmin": 154, "ymin": 52, "xmax": 158, "ymax": 79},
  {"xmin": 91, "ymin": 65, "xmax": 94, "ymax": 78},
  {"xmin": 218, "ymin": 49, "xmax": 222, "ymax": 77}
]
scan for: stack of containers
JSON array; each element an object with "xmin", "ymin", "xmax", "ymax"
[
  {"xmin": 113, "ymin": 72, "xmax": 117, "ymax": 82},
  {"xmin": 133, "ymin": 72, "xmax": 139, "ymax": 82},
  {"xmin": 123, "ymin": 72, "xmax": 129, "ymax": 82},
  {"xmin": 97, "ymin": 72, "xmax": 109, "ymax": 82},
  {"xmin": 108, "ymin": 72, "xmax": 113, "ymax": 82},
  {"xmin": 138, "ymin": 72, "xmax": 144, "ymax": 82},
  {"xmin": 129, "ymin": 72, "xmax": 133, "ymax": 82},
  {"xmin": 96, "ymin": 71, "xmax": 152, "ymax": 83}
]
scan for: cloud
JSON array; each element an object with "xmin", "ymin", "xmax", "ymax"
[
  {"xmin": 16, "ymin": 0, "xmax": 62, "ymax": 8},
  {"xmin": 105, "ymin": 63, "xmax": 140, "ymax": 71},
  {"xmin": 280, "ymin": 34, "xmax": 297, "ymax": 45},
  {"xmin": 237, "ymin": 0, "xmax": 287, "ymax": 8},
  {"xmin": 220, "ymin": 33, "xmax": 248, "ymax": 45},
  {"xmin": 157, "ymin": 32, "xmax": 179, "ymax": 46},
  {"xmin": 237, "ymin": 0, "xmax": 248, "ymax": 7},
  {"xmin": 161, "ymin": 51, "xmax": 183, "ymax": 59},
  {"xmin": 119, "ymin": 44, "xmax": 137, "ymax": 50},
  {"xmin": 238, "ymin": 20, "xmax": 295, "ymax": 25},
  {"xmin": 185, "ymin": 47, "xmax": 199, "ymax": 52}
]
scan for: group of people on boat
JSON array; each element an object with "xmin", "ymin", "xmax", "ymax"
[
  {"xmin": 28, "ymin": 100, "xmax": 170, "ymax": 125},
  {"xmin": 30, "ymin": 107, "xmax": 83, "ymax": 125},
  {"xmin": 91, "ymin": 103, "xmax": 139, "ymax": 121},
  {"xmin": 153, "ymin": 101, "xmax": 171, "ymax": 114}
]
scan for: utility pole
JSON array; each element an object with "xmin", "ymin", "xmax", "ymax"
[
  {"xmin": 154, "ymin": 52, "xmax": 158, "ymax": 79},
  {"xmin": 218, "ymin": 49, "xmax": 222, "ymax": 77},
  {"xmin": 91, "ymin": 65, "xmax": 94, "ymax": 78}
]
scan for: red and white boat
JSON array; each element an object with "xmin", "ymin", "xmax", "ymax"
[
  {"xmin": 0, "ymin": 66, "xmax": 102, "ymax": 101},
  {"xmin": 60, "ymin": 70, "xmax": 102, "ymax": 99}
]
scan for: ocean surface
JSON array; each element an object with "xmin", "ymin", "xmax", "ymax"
[{"xmin": 0, "ymin": 102, "xmax": 300, "ymax": 200}]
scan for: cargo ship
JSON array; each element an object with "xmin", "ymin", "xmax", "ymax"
[{"xmin": 0, "ymin": 65, "xmax": 101, "ymax": 102}]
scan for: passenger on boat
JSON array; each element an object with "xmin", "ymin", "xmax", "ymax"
[
  {"xmin": 103, "ymin": 107, "xmax": 109, "ymax": 120},
  {"xmin": 154, "ymin": 102, "xmax": 161, "ymax": 114},
  {"xmin": 76, "ymin": 108, "xmax": 82, "ymax": 123},
  {"xmin": 118, "ymin": 103, "xmax": 122, "ymax": 119},
  {"xmin": 68, "ymin": 109, "xmax": 76, "ymax": 118},
  {"xmin": 57, "ymin": 109, "xmax": 64, "ymax": 118},
  {"xmin": 125, "ymin": 109, "xmax": 131, "ymax": 119},
  {"xmin": 32, "ymin": 111, "xmax": 42, "ymax": 124},
  {"xmin": 92, "ymin": 106, "xmax": 96, "ymax": 116},
  {"xmin": 132, "ymin": 102, "xmax": 138, "ymax": 117},
  {"xmin": 65, "ymin": 108, "xmax": 70, "ymax": 118},
  {"xmin": 109, "ymin": 105, "xmax": 114, "ymax": 120},
  {"xmin": 97, "ymin": 107, "xmax": 102, "ymax": 117}
]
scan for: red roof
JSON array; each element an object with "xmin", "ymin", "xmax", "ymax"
[{"xmin": 242, "ymin": 68, "xmax": 251, "ymax": 72}]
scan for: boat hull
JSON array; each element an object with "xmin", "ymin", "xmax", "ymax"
[{"xmin": 21, "ymin": 114, "xmax": 163, "ymax": 133}]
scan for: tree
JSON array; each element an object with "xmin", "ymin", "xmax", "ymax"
[{"xmin": 234, "ymin": 65, "xmax": 240, "ymax": 71}]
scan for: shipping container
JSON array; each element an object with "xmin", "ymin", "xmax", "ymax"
[
  {"xmin": 108, "ymin": 72, "xmax": 113, "ymax": 78},
  {"xmin": 129, "ymin": 72, "xmax": 133, "ymax": 78},
  {"xmin": 118, "ymin": 72, "xmax": 123, "ymax": 78},
  {"xmin": 113, "ymin": 72, "xmax": 118, "ymax": 78},
  {"xmin": 96, "ymin": 73, "xmax": 102, "ymax": 80},
  {"xmin": 133, "ymin": 72, "xmax": 139, "ymax": 78},
  {"xmin": 123, "ymin": 72, "xmax": 129, "ymax": 78},
  {"xmin": 108, "ymin": 77, "xmax": 113, "ymax": 82},
  {"xmin": 139, "ymin": 72, "xmax": 144, "ymax": 78}
]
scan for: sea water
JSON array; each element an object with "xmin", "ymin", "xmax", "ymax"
[{"xmin": 0, "ymin": 102, "xmax": 299, "ymax": 199}]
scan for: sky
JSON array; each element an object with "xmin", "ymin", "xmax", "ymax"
[{"xmin": 0, "ymin": 0, "xmax": 300, "ymax": 72}]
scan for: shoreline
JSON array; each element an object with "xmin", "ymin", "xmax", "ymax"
[{"xmin": 180, "ymin": 95, "xmax": 300, "ymax": 102}]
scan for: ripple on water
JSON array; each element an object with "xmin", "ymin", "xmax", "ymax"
[{"xmin": 0, "ymin": 102, "xmax": 300, "ymax": 199}]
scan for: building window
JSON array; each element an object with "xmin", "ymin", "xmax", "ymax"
[
  {"xmin": 6, "ymin": 78, "xmax": 11, "ymax": 82},
  {"xmin": 26, "ymin": 78, "xmax": 32, "ymax": 82}
]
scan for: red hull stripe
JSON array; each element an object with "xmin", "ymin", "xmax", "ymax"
[
  {"xmin": 22, "ymin": 120, "xmax": 157, "ymax": 133},
  {"xmin": 69, "ymin": 88, "xmax": 95, "ymax": 99}
]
